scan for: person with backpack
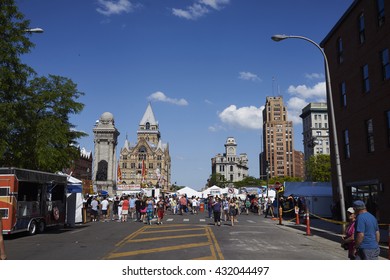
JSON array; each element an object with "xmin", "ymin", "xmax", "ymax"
[{"xmin": 212, "ymin": 197, "xmax": 222, "ymax": 226}]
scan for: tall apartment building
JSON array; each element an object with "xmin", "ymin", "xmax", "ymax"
[
  {"xmin": 261, "ymin": 96, "xmax": 295, "ymax": 178},
  {"xmin": 300, "ymin": 102, "xmax": 330, "ymax": 163},
  {"xmin": 211, "ymin": 137, "xmax": 248, "ymax": 184},
  {"xmin": 118, "ymin": 103, "xmax": 171, "ymax": 192},
  {"xmin": 321, "ymin": 0, "xmax": 390, "ymax": 222}
]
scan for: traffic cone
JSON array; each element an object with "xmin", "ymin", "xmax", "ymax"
[{"xmin": 305, "ymin": 206, "xmax": 311, "ymax": 236}]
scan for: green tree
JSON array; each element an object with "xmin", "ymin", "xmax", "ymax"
[
  {"xmin": 306, "ymin": 154, "xmax": 331, "ymax": 182},
  {"xmin": 0, "ymin": 1, "xmax": 86, "ymax": 172},
  {"xmin": 233, "ymin": 176, "xmax": 262, "ymax": 188},
  {"xmin": 207, "ymin": 173, "xmax": 227, "ymax": 188}
]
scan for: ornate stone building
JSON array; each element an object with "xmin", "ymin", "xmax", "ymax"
[
  {"xmin": 118, "ymin": 103, "xmax": 171, "ymax": 192},
  {"xmin": 92, "ymin": 112, "xmax": 120, "ymax": 195},
  {"xmin": 211, "ymin": 137, "xmax": 249, "ymax": 185}
]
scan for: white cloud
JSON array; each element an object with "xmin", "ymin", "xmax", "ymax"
[
  {"xmin": 148, "ymin": 91, "xmax": 189, "ymax": 106},
  {"xmin": 199, "ymin": 0, "xmax": 230, "ymax": 10},
  {"xmin": 96, "ymin": 0, "xmax": 140, "ymax": 16},
  {"xmin": 208, "ymin": 124, "xmax": 226, "ymax": 132},
  {"xmin": 286, "ymin": 97, "xmax": 308, "ymax": 125},
  {"xmin": 238, "ymin": 71, "xmax": 261, "ymax": 82},
  {"xmin": 284, "ymin": 81, "xmax": 327, "ymax": 125},
  {"xmin": 218, "ymin": 105, "xmax": 263, "ymax": 130},
  {"xmin": 172, "ymin": 0, "xmax": 230, "ymax": 20},
  {"xmin": 205, "ymin": 99, "xmax": 213, "ymax": 105},
  {"xmin": 287, "ymin": 81, "xmax": 326, "ymax": 99},
  {"xmin": 172, "ymin": 3, "xmax": 209, "ymax": 20},
  {"xmin": 305, "ymin": 73, "xmax": 324, "ymax": 80}
]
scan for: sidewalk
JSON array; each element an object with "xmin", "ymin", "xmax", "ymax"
[{"xmin": 283, "ymin": 217, "xmax": 389, "ymax": 260}]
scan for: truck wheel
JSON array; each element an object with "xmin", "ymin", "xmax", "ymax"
[
  {"xmin": 28, "ymin": 220, "xmax": 37, "ymax": 235},
  {"xmin": 38, "ymin": 220, "xmax": 46, "ymax": 233}
]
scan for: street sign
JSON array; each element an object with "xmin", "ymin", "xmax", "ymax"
[{"xmin": 228, "ymin": 187, "xmax": 234, "ymax": 194}]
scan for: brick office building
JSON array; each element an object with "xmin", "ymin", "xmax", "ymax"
[{"xmin": 321, "ymin": 0, "xmax": 390, "ymax": 222}]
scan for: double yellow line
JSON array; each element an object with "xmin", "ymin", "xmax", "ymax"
[{"xmin": 104, "ymin": 224, "xmax": 224, "ymax": 260}]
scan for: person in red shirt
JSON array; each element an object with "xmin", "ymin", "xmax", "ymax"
[
  {"xmin": 156, "ymin": 196, "xmax": 166, "ymax": 225},
  {"xmin": 120, "ymin": 196, "xmax": 130, "ymax": 222}
]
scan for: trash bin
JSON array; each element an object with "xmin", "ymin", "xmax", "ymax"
[{"xmin": 200, "ymin": 202, "xmax": 204, "ymax": 213}]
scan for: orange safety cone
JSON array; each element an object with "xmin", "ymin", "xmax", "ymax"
[
  {"xmin": 305, "ymin": 206, "xmax": 311, "ymax": 236},
  {"xmin": 278, "ymin": 205, "xmax": 283, "ymax": 225},
  {"xmin": 295, "ymin": 206, "xmax": 300, "ymax": 225}
]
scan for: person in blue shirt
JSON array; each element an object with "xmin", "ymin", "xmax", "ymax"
[{"xmin": 353, "ymin": 200, "xmax": 380, "ymax": 260}]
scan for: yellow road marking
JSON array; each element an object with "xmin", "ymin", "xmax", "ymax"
[
  {"xmin": 141, "ymin": 227, "xmax": 204, "ymax": 234},
  {"xmin": 128, "ymin": 233, "xmax": 207, "ymax": 243},
  {"xmin": 105, "ymin": 224, "xmax": 224, "ymax": 260},
  {"xmin": 106, "ymin": 242, "xmax": 210, "ymax": 259}
]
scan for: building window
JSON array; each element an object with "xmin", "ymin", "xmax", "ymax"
[
  {"xmin": 145, "ymin": 122, "xmax": 150, "ymax": 130},
  {"xmin": 230, "ymin": 165, "xmax": 233, "ymax": 172},
  {"xmin": 381, "ymin": 49, "xmax": 390, "ymax": 80},
  {"xmin": 377, "ymin": 0, "xmax": 385, "ymax": 27},
  {"xmin": 362, "ymin": 64, "xmax": 370, "ymax": 93},
  {"xmin": 343, "ymin": 129, "xmax": 351, "ymax": 159},
  {"xmin": 366, "ymin": 119, "xmax": 375, "ymax": 153},
  {"xmin": 149, "ymin": 163, "xmax": 153, "ymax": 169},
  {"xmin": 386, "ymin": 110, "xmax": 390, "ymax": 146},
  {"xmin": 358, "ymin": 13, "xmax": 365, "ymax": 44},
  {"xmin": 337, "ymin": 37, "xmax": 344, "ymax": 64},
  {"xmin": 340, "ymin": 81, "xmax": 347, "ymax": 107}
]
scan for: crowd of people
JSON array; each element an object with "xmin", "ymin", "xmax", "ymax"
[{"xmin": 83, "ymin": 192, "xmax": 294, "ymax": 227}]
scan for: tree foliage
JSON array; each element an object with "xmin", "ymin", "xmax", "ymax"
[
  {"xmin": 0, "ymin": 0, "xmax": 86, "ymax": 172},
  {"xmin": 305, "ymin": 154, "xmax": 331, "ymax": 182}
]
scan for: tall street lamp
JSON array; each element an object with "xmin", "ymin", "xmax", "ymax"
[{"xmin": 271, "ymin": 34, "xmax": 346, "ymax": 229}]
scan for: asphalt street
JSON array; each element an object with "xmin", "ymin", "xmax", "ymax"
[{"xmin": 3, "ymin": 210, "xmax": 366, "ymax": 260}]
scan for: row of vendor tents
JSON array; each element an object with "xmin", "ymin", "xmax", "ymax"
[
  {"xmin": 176, "ymin": 182, "xmax": 334, "ymax": 218},
  {"xmin": 64, "ymin": 176, "xmax": 334, "ymax": 226}
]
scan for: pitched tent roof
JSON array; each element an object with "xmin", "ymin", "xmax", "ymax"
[{"xmin": 176, "ymin": 186, "xmax": 202, "ymax": 198}]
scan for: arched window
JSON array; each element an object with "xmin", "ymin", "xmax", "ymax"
[{"xmin": 146, "ymin": 122, "xmax": 150, "ymax": 130}]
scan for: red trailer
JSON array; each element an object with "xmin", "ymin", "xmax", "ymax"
[{"xmin": 0, "ymin": 168, "xmax": 67, "ymax": 235}]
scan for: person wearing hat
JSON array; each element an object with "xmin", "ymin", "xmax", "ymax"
[
  {"xmin": 341, "ymin": 207, "xmax": 356, "ymax": 259},
  {"xmin": 353, "ymin": 200, "xmax": 380, "ymax": 260}
]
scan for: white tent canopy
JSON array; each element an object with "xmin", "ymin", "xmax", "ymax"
[
  {"xmin": 176, "ymin": 186, "xmax": 202, "ymax": 198},
  {"xmin": 202, "ymin": 185, "xmax": 222, "ymax": 196}
]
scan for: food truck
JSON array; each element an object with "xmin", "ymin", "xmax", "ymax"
[{"xmin": 0, "ymin": 167, "xmax": 67, "ymax": 235}]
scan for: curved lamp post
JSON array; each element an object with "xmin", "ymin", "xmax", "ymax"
[{"xmin": 271, "ymin": 34, "xmax": 346, "ymax": 229}]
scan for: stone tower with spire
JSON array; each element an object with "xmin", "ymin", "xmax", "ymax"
[
  {"xmin": 118, "ymin": 103, "xmax": 171, "ymax": 193},
  {"xmin": 93, "ymin": 112, "xmax": 120, "ymax": 195}
]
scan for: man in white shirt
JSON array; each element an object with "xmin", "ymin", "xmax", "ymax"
[{"xmin": 100, "ymin": 197, "xmax": 110, "ymax": 222}]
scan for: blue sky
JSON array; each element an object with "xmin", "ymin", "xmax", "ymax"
[{"xmin": 17, "ymin": 0, "xmax": 353, "ymax": 190}]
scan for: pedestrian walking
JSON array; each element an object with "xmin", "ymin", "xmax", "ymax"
[
  {"xmin": 207, "ymin": 195, "xmax": 214, "ymax": 219},
  {"xmin": 212, "ymin": 197, "xmax": 222, "ymax": 226},
  {"xmin": 222, "ymin": 197, "xmax": 229, "ymax": 222},
  {"xmin": 353, "ymin": 200, "xmax": 380, "ymax": 260},
  {"xmin": 156, "ymin": 196, "xmax": 166, "ymax": 225},
  {"xmin": 120, "ymin": 196, "xmax": 130, "ymax": 222},
  {"xmin": 264, "ymin": 197, "xmax": 274, "ymax": 218},
  {"xmin": 229, "ymin": 198, "xmax": 238, "ymax": 226},
  {"xmin": 341, "ymin": 207, "xmax": 356, "ymax": 260},
  {"xmin": 100, "ymin": 196, "xmax": 109, "ymax": 222},
  {"xmin": 112, "ymin": 196, "xmax": 120, "ymax": 221},
  {"xmin": 179, "ymin": 195, "xmax": 187, "ymax": 215},
  {"xmin": 145, "ymin": 197, "xmax": 154, "ymax": 225},
  {"xmin": 90, "ymin": 196, "xmax": 99, "ymax": 222},
  {"xmin": 129, "ymin": 195, "xmax": 136, "ymax": 220}
]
